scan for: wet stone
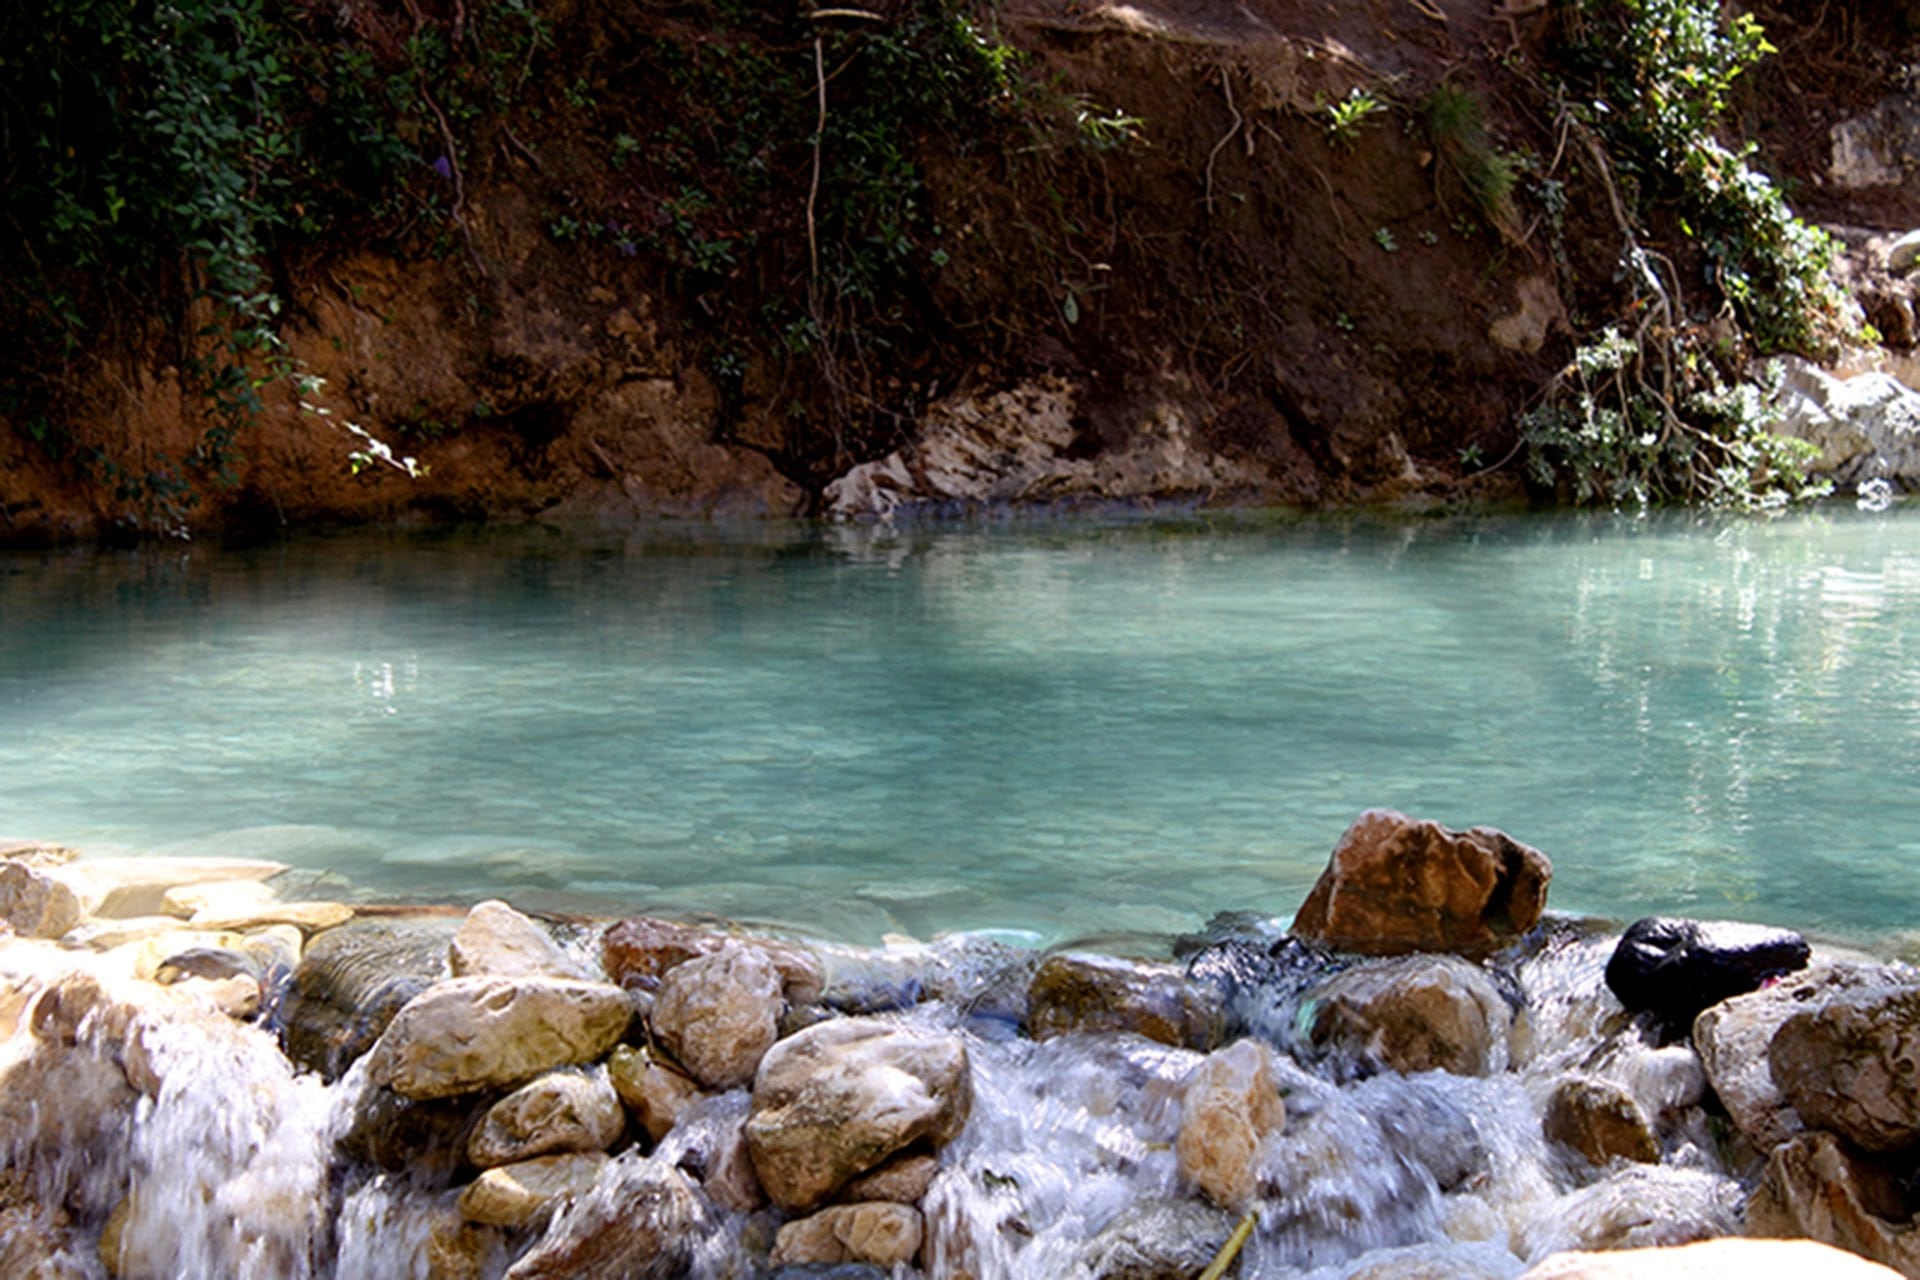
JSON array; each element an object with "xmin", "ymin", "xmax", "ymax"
[
  {"xmin": 770, "ymin": 1202, "xmax": 924, "ymax": 1269},
  {"xmin": 1027, "ymin": 952, "xmax": 1223, "ymax": 1050},
  {"xmin": 650, "ymin": 942, "xmax": 783, "ymax": 1090},
  {"xmin": 1603, "ymin": 917, "xmax": 1809, "ymax": 1033},
  {"xmin": 1745, "ymin": 1129, "xmax": 1920, "ymax": 1273},
  {"xmin": 1544, "ymin": 1075, "xmax": 1659, "ymax": 1166},
  {"xmin": 1304, "ymin": 954, "xmax": 1513, "ymax": 1077},
  {"xmin": 1176, "ymin": 1038, "xmax": 1286, "ymax": 1209},
  {"xmin": 503, "ymin": 1156, "xmax": 704, "ymax": 1280},
  {"xmin": 457, "ymin": 1152, "xmax": 610, "ymax": 1230},
  {"xmin": 608, "ymin": 1042, "xmax": 703, "ymax": 1144},
  {"xmin": 1769, "ymin": 977, "xmax": 1920, "ymax": 1155},
  {"xmin": 0, "ymin": 862, "xmax": 83, "ymax": 939},
  {"xmin": 450, "ymin": 900, "xmax": 585, "ymax": 980},
  {"xmin": 280, "ymin": 916, "xmax": 459, "ymax": 1080},
  {"xmin": 468, "ymin": 1067, "xmax": 624, "ymax": 1168},
  {"xmin": 366, "ymin": 975, "xmax": 632, "ymax": 1100},
  {"xmin": 1080, "ymin": 1197, "xmax": 1237, "ymax": 1280}
]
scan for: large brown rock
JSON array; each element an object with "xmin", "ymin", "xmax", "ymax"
[
  {"xmin": 467, "ymin": 1068, "xmax": 624, "ymax": 1168},
  {"xmin": 650, "ymin": 943, "xmax": 782, "ymax": 1090},
  {"xmin": 1745, "ymin": 1130, "xmax": 1920, "ymax": 1273},
  {"xmin": 1026, "ymin": 952, "xmax": 1223, "ymax": 1050},
  {"xmin": 746, "ymin": 1016, "xmax": 970, "ymax": 1212},
  {"xmin": 1769, "ymin": 978, "xmax": 1920, "ymax": 1154},
  {"xmin": 1304, "ymin": 954, "xmax": 1513, "ymax": 1077},
  {"xmin": 1290, "ymin": 810, "xmax": 1551, "ymax": 956},
  {"xmin": 1522, "ymin": 1238, "xmax": 1901, "ymax": 1279},
  {"xmin": 504, "ymin": 1157, "xmax": 702, "ymax": 1280},
  {"xmin": 770, "ymin": 1202, "xmax": 924, "ymax": 1269},
  {"xmin": 600, "ymin": 916, "xmax": 823, "ymax": 1005},
  {"xmin": 366, "ymin": 976, "xmax": 632, "ymax": 1100},
  {"xmin": 1694, "ymin": 961, "xmax": 1901, "ymax": 1154},
  {"xmin": 1176, "ymin": 1038, "xmax": 1286, "ymax": 1209}
]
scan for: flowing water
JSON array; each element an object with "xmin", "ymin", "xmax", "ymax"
[{"xmin": 3, "ymin": 505, "xmax": 1918, "ymax": 948}]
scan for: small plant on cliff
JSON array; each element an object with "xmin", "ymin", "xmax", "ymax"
[{"xmin": 1325, "ymin": 88, "xmax": 1387, "ymax": 148}]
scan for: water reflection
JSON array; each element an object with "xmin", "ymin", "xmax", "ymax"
[{"xmin": 1, "ymin": 506, "xmax": 1917, "ymax": 946}]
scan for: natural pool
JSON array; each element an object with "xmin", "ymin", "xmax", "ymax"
[{"xmin": 3, "ymin": 504, "xmax": 1917, "ymax": 949}]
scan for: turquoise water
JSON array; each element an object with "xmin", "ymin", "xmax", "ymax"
[{"xmin": 3, "ymin": 507, "xmax": 1917, "ymax": 948}]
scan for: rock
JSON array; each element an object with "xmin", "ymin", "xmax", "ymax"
[
  {"xmin": 1525, "ymin": 1166, "xmax": 1741, "ymax": 1256},
  {"xmin": 1693, "ymin": 961, "xmax": 1901, "ymax": 1153},
  {"xmin": 468, "ymin": 1068, "xmax": 625, "ymax": 1168},
  {"xmin": 426, "ymin": 1211, "xmax": 506, "ymax": 1280},
  {"xmin": 1489, "ymin": 274, "xmax": 1566, "ymax": 354},
  {"xmin": 1745, "ymin": 1130, "xmax": 1920, "ymax": 1273},
  {"xmin": 1303, "ymin": 954, "xmax": 1513, "ymax": 1077},
  {"xmin": 458, "ymin": 1152, "xmax": 610, "ymax": 1230},
  {"xmin": 187, "ymin": 900, "xmax": 354, "ymax": 933},
  {"xmin": 0, "ymin": 839, "xmax": 79, "ymax": 867},
  {"xmin": 451, "ymin": 901, "xmax": 585, "ymax": 980},
  {"xmin": 1830, "ymin": 96, "xmax": 1920, "ymax": 189},
  {"xmin": 339, "ymin": 1086, "xmax": 481, "ymax": 1178},
  {"xmin": 1544, "ymin": 1076, "xmax": 1658, "ymax": 1166},
  {"xmin": 1889, "ymin": 230, "xmax": 1920, "ymax": 275},
  {"xmin": 1766, "ymin": 357, "xmax": 1920, "ymax": 491},
  {"xmin": 841, "ymin": 1152, "xmax": 939, "ymax": 1205},
  {"xmin": 771, "ymin": 1203, "xmax": 924, "ymax": 1269},
  {"xmin": 280, "ymin": 916, "xmax": 459, "ymax": 1079},
  {"xmin": 160, "ymin": 879, "xmax": 276, "ymax": 920},
  {"xmin": 1080, "ymin": 1197, "xmax": 1238, "ymax": 1280},
  {"xmin": 601, "ymin": 916, "xmax": 823, "ymax": 1005},
  {"xmin": 1769, "ymin": 977, "xmax": 1920, "ymax": 1154},
  {"xmin": 1289, "ymin": 810, "xmax": 1551, "ymax": 957},
  {"xmin": 650, "ymin": 943, "xmax": 783, "ymax": 1090},
  {"xmin": 366, "ymin": 976, "xmax": 633, "ymax": 1100},
  {"xmin": 1603, "ymin": 917, "xmax": 1809, "ymax": 1031},
  {"xmin": 1026, "ymin": 953, "xmax": 1223, "ymax": 1050},
  {"xmin": 505, "ymin": 1157, "xmax": 703, "ymax": 1280},
  {"xmin": 151, "ymin": 944, "xmax": 261, "ymax": 986},
  {"xmin": 47, "ymin": 857, "xmax": 289, "ymax": 918},
  {"xmin": 694, "ymin": 1106, "xmax": 765, "ymax": 1212},
  {"xmin": 1176, "ymin": 1038, "xmax": 1286, "ymax": 1209},
  {"xmin": 0, "ymin": 862, "xmax": 83, "ymax": 939},
  {"xmin": 1523, "ymin": 1238, "xmax": 1901, "ymax": 1279},
  {"xmin": 607, "ymin": 1043, "xmax": 702, "ymax": 1143},
  {"xmin": 822, "ymin": 377, "xmax": 1259, "ymax": 520},
  {"xmin": 747, "ymin": 1016, "xmax": 971, "ymax": 1212}
]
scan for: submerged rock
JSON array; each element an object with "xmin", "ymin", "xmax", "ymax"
[
  {"xmin": 650, "ymin": 942, "xmax": 783, "ymax": 1090},
  {"xmin": 1080, "ymin": 1197, "xmax": 1238, "ymax": 1280},
  {"xmin": 1603, "ymin": 917, "xmax": 1809, "ymax": 1032},
  {"xmin": 1303, "ymin": 954, "xmax": 1513, "ymax": 1077},
  {"xmin": 770, "ymin": 1202, "xmax": 924, "ymax": 1269},
  {"xmin": 1289, "ymin": 809, "xmax": 1551, "ymax": 957},
  {"xmin": 747, "ymin": 1017, "xmax": 971, "ymax": 1212},
  {"xmin": 365, "ymin": 975, "xmax": 632, "ymax": 1100},
  {"xmin": 467, "ymin": 1067, "xmax": 624, "ymax": 1168},
  {"xmin": 279, "ymin": 916, "xmax": 459, "ymax": 1079},
  {"xmin": 1026, "ymin": 952, "xmax": 1223, "ymax": 1050},
  {"xmin": 1769, "ymin": 977, "xmax": 1920, "ymax": 1154},
  {"xmin": 1745, "ymin": 1130, "xmax": 1920, "ymax": 1273},
  {"xmin": 1176, "ymin": 1038, "xmax": 1286, "ymax": 1209},
  {"xmin": 1544, "ymin": 1075, "xmax": 1659, "ymax": 1167}
]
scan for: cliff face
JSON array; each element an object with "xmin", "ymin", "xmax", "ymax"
[{"xmin": 0, "ymin": 0, "xmax": 1914, "ymax": 544}]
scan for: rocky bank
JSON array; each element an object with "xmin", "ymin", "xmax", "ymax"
[{"xmin": 3, "ymin": 812, "xmax": 1919, "ymax": 1277}]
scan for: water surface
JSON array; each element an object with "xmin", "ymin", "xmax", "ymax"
[{"xmin": 3, "ymin": 506, "xmax": 1916, "ymax": 947}]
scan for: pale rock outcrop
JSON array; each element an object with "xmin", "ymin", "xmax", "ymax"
[
  {"xmin": 366, "ymin": 975, "xmax": 632, "ymax": 1100},
  {"xmin": 1176, "ymin": 1038, "xmax": 1286, "ymax": 1208},
  {"xmin": 467, "ymin": 1068, "xmax": 624, "ymax": 1168},
  {"xmin": 650, "ymin": 943, "xmax": 782, "ymax": 1089},
  {"xmin": 822, "ymin": 378, "xmax": 1259, "ymax": 520},
  {"xmin": 1522, "ymin": 1237, "xmax": 1900, "ymax": 1279},
  {"xmin": 450, "ymin": 900, "xmax": 585, "ymax": 980},
  {"xmin": 1026, "ymin": 952, "xmax": 1223, "ymax": 1050},
  {"xmin": 770, "ymin": 1202, "xmax": 924, "ymax": 1269},
  {"xmin": 746, "ymin": 1016, "xmax": 971, "ymax": 1211},
  {"xmin": 1693, "ymin": 960, "xmax": 1902, "ymax": 1153},
  {"xmin": 1290, "ymin": 810, "xmax": 1551, "ymax": 957},
  {"xmin": 1746, "ymin": 1130, "xmax": 1920, "ymax": 1273},
  {"xmin": 607, "ymin": 1043, "xmax": 702, "ymax": 1143},
  {"xmin": 504, "ymin": 1157, "xmax": 703, "ymax": 1280},
  {"xmin": 1766, "ymin": 357, "xmax": 1920, "ymax": 491},
  {"xmin": 1543, "ymin": 1076, "xmax": 1659, "ymax": 1166},
  {"xmin": 458, "ymin": 1152, "xmax": 609, "ymax": 1230},
  {"xmin": 1769, "ymin": 977, "xmax": 1920, "ymax": 1154},
  {"xmin": 1304, "ymin": 954, "xmax": 1513, "ymax": 1077},
  {"xmin": 46, "ymin": 857, "xmax": 288, "ymax": 919}
]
